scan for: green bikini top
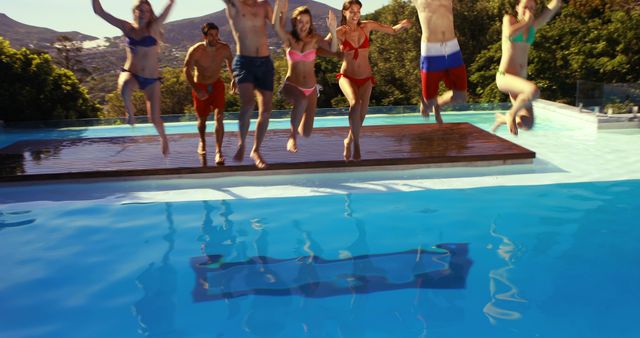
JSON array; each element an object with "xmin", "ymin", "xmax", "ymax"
[{"xmin": 511, "ymin": 25, "xmax": 536, "ymax": 45}]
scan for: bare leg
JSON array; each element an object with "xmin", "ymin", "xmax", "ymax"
[
  {"xmin": 339, "ymin": 77, "xmax": 360, "ymax": 161},
  {"xmin": 250, "ymin": 89, "xmax": 273, "ymax": 169},
  {"xmin": 118, "ymin": 73, "xmax": 138, "ymax": 126},
  {"xmin": 495, "ymin": 72, "xmax": 539, "ymax": 135},
  {"xmin": 213, "ymin": 107, "xmax": 225, "ymax": 165},
  {"xmin": 353, "ymin": 82, "xmax": 373, "ymax": 161},
  {"xmin": 144, "ymin": 82, "xmax": 169, "ymax": 156},
  {"xmin": 234, "ymin": 83, "xmax": 256, "ymax": 162},
  {"xmin": 196, "ymin": 114, "xmax": 207, "ymax": 155},
  {"xmin": 281, "ymin": 83, "xmax": 308, "ymax": 153},
  {"xmin": 419, "ymin": 95, "xmax": 429, "ymax": 118},
  {"xmin": 299, "ymin": 89, "xmax": 318, "ymax": 138}
]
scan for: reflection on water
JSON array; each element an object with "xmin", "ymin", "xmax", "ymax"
[
  {"xmin": 0, "ymin": 210, "xmax": 36, "ymax": 231},
  {"xmin": 483, "ymin": 221, "xmax": 527, "ymax": 325},
  {"xmin": 132, "ymin": 203, "xmax": 177, "ymax": 337},
  {"xmin": 187, "ymin": 195, "xmax": 472, "ymax": 337}
]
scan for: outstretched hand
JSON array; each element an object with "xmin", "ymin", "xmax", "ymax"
[
  {"xmin": 398, "ymin": 19, "xmax": 412, "ymax": 30},
  {"xmin": 326, "ymin": 10, "xmax": 337, "ymax": 31}
]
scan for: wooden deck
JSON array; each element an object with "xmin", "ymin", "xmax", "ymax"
[{"xmin": 0, "ymin": 123, "xmax": 535, "ymax": 182}]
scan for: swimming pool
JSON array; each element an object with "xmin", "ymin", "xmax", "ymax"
[
  {"xmin": 1, "ymin": 180, "xmax": 638, "ymax": 338},
  {"xmin": 1, "ymin": 101, "xmax": 639, "ymax": 338}
]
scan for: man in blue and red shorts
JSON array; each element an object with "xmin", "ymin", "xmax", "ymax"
[
  {"xmin": 184, "ymin": 22, "xmax": 235, "ymax": 165},
  {"xmin": 413, "ymin": 0, "xmax": 467, "ymax": 124}
]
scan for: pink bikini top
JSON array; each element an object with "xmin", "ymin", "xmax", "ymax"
[{"xmin": 286, "ymin": 48, "xmax": 317, "ymax": 63}]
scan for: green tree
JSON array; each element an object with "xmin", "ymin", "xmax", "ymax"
[
  {"xmin": 0, "ymin": 36, "xmax": 100, "ymax": 123},
  {"xmin": 470, "ymin": 1, "xmax": 640, "ymax": 104},
  {"xmin": 51, "ymin": 35, "xmax": 92, "ymax": 82}
]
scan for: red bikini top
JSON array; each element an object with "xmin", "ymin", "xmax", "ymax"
[{"xmin": 341, "ymin": 27, "xmax": 370, "ymax": 60}]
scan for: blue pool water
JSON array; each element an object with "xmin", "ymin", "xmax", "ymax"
[{"xmin": 1, "ymin": 179, "xmax": 638, "ymax": 338}]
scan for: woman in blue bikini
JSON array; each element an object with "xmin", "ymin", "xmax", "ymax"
[
  {"xmin": 493, "ymin": 0, "xmax": 562, "ymax": 135},
  {"xmin": 92, "ymin": 0, "xmax": 175, "ymax": 156}
]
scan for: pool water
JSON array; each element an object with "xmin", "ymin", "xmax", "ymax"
[{"xmin": 0, "ymin": 180, "xmax": 639, "ymax": 338}]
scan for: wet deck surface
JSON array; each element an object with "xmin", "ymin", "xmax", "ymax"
[{"xmin": 0, "ymin": 123, "xmax": 535, "ymax": 182}]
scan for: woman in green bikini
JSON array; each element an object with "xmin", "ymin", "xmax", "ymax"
[{"xmin": 493, "ymin": 0, "xmax": 562, "ymax": 135}]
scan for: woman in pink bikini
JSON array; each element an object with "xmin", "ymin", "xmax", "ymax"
[
  {"xmin": 273, "ymin": 0, "xmax": 338, "ymax": 153},
  {"xmin": 92, "ymin": 0, "xmax": 174, "ymax": 156},
  {"xmin": 336, "ymin": 0, "xmax": 411, "ymax": 161}
]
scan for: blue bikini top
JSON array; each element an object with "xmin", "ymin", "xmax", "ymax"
[{"xmin": 126, "ymin": 35, "xmax": 158, "ymax": 48}]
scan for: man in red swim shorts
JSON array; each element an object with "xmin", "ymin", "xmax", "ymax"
[{"xmin": 184, "ymin": 22, "xmax": 235, "ymax": 164}]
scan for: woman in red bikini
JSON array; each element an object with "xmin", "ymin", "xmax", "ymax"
[
  {"xmin": 273, "ymin": 0, "xmax": 338, "ymax": 153},
  {"xmin": 336, "ymin": 0, "xmax": 411, "ymax": 161},
  {"xmin": 92, "ymin": 0, "xmax": 174, "ymax": 156}
]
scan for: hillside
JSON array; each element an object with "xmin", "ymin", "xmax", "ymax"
[
  {"xmin": 0, "ymin": 13, "xmax": 97, "ymax": 51},
  {"xmin": 163, "ymin": 0, "xmax": 339, "ymax": 52}
]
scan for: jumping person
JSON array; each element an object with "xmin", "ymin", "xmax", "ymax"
[
  {"xmin": 413, "ymin": 0, "xmax": 468, "ymax": 124},
  {"xmin": 493, "ymin": 0, "xmax": 562, "ymax": 135},
  {"xmin": 336, "ymin": 0, "xmax": 411, "ymax": 161},
  {"xmin": 273, "ymin": 0, "xmax": 338, "ymax": 153},
  {"xmin": 92, "ymin": 0, "xmax": 174, "ymax": 156},
  {"xmin": 184, "ymin": 22, "xmax": 235, "ymax": 164},
  {"xmin": 222, "ymin": 0, "xmax": 275, "ymax": 169}
]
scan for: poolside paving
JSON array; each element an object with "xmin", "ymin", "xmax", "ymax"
[{"xmin": 0, "ymin": 123, "xmax": 535, "ymax": 182}]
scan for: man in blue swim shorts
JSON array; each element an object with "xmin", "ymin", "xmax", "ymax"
[{"xmin": 223, "ymin": 0, "xmax": 275, "ymax": 168}]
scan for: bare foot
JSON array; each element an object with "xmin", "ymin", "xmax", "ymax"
[
  {"xmin": 491, "ymin": 113, "xmax": 506, "ymax": 133},
  {"xmin": 420, "ymin": 102, "xmax": 429, "ymax": 118},
  {"xmin": 343, "ymin": 138, "xmax": 352, "ymax": 161},
  {"xmin": 233, "ymin": 143, "xmax": 245, "ymax": 162},
  {"xmin": 197, "ymin": 141, "xmax": 206, "ymax": 155},
  {"xmin": 215, "ymin": 151, "xmax": 225, "ymax": 165},
  {"xmin": 353, "ymin": 142, "xmax": 361, "ymax": 161},
  {"xmin": 434, "ymin": 111, "xmax": 443, "ymax": 124},
  {"xmin": 287, "ymin": 136, "xmax": 298, "ymax": 153},
  {"xmin": 161, "ymin": 137, "xmax": 169, "ymax": 157},
  {"xmin": 250, "ymin": 151, "xmax": 268, "ymax": 169},
  {"xmin": 126, "ymin": 113, "xmax": 136, "ymax": 126},
  {"xmin": 198, "ymin": 153, "xmax": 208, "ymax": 167},
  {"xmin": 505, "ymin": 111, "xmax": 518, "ymax": 136}
]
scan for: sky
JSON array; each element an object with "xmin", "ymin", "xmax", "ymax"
[{"xmin": 0, "ymin": 0, "xmax": 388, "ymax": 38}]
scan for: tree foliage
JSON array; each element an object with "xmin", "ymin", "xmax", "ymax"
[
  {"xmin": 470, "ymin": 0, "xmax": 640, "ymax": 104},
  {"xmin": 0, "ymin": 36, "xmax": 100, "ymax": 123},
  {"xmin": 5, "ymin": 0, "xmax": 640, "ymax": 123},
  {"xmin": 51, "ymin": 35, "xmax": 92, "ymax": 82}
]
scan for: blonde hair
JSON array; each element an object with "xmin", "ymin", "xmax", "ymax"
[{"xmin": 133, "ymin": 0, "xmax": 163, "ymax": 41}]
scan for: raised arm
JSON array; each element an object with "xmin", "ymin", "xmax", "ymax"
[
  {"xmin": 365, "ymin": 19, "xmax": 412, "ymax": 35},
  {"xmin": 92, "ymin": 0, "xmax": 129, "ymax": 32},
  {"xmin": 156, "ymin": 0, "xmax": 176, "ymax": 24},
  {"xmin": 272, "ymin": 0, "xmax": 289, "ymax": 43},
  {"xmin": 317, "ymin": 10, "xmax": 338, "ymax": 53},
  {"xmin": 503, "ymin": 12, "xmax": 533, "ymax": 40},
  {"xmin": 264, "ymin": 1, "xmax": 274, "ymax": 28},
  {"xmin": 222, "ymin": 0, "xmax": 239, "ymax": 18},
  {"xmin": 534, "ymin": 0, "xmax": 562, "ymax": 29}
]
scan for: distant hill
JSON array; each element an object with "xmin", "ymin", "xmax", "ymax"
[
  {"xmin": 163, "ymin": 0, "xmax": 339, "ymax": 51},
  {"xmin": 1, "ymin": 1, "xmax": 341, "ymax": 102},
  {"xmin": 0, "ymin": 13, "xmax": 97, "ymax": 51}
]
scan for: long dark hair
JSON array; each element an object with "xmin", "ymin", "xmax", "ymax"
[
  {"xmin": 340, "ymin": 0, "xmax": 363, "ymax": 26},
  {"xmin": 290, "ymin": 6, "xmax": 315, "ymax": 42}
]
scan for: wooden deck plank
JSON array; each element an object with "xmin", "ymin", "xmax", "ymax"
[{"xmin": 0, "ymin": 123, "xmax": 535, "ymax": 182}]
